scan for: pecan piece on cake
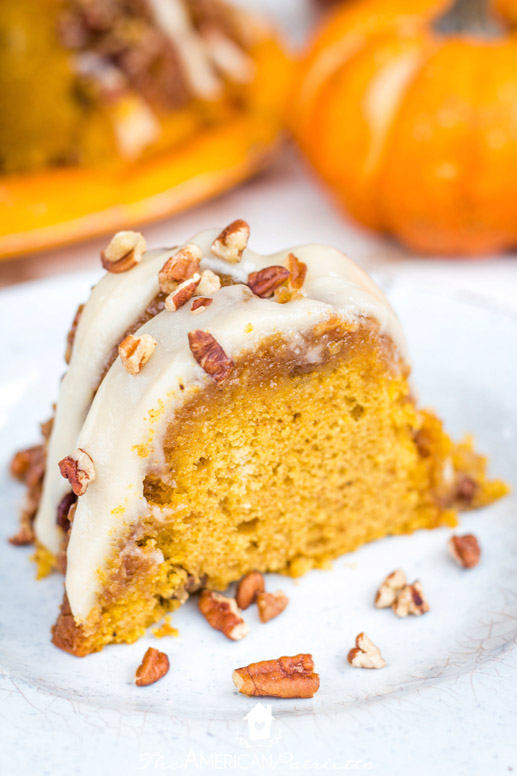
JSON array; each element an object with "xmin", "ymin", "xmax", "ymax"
[
  {"xmin": 158, "ymin": 244, "xmax": 202, "ymax": 294},
  {"xmin": 165, "ymin": 274, "xmax": 201, "ymax": 312},
  {"xmin": 101, "ymin": 231, "xmax": 146, "ymax": 273},
  {"xmin": 196, "ymin": 270, "xmax": 221, "ymax": 296},
  {"xmin": 448, "ymin": 534, "xmax": 481, "ymax": 568},
  {"xmin": 118, "ymin": 333, "xmax": 157, "ymax": 374},
  {"xmin": 58, "ymin": 448, "xmax": 96, "ymax": 496},
  {"xmin": 191, "ymin": 297, "xmax": 213, "ymax": 314},
  {"xmin": 235, "ymin": 570, "xmax": 265, "ymax": 610},
  {"xmin": 347, "ymin": 633, "xmax": 386, "ymax": 669},
  {"xmin": 198, "ymin": 590, "xmax": 248, "ymax": 640},
  {"xmin": 135, "ymin": 647, "xmax": 170, "ymax": 686},
  {"xmin": 248, "ymin": 265, "xmax": 290, "ymax": 298},
  {"xmin": 211, "ymin": 220, "xmax": 250, "ymax": 263},
  {"xmin": 188, "ymin": 330, "xmax": 233, "ymax": 383},
  {"xmin": 233, "ymin": 654, "xmax": 320, "ymax": 698}
]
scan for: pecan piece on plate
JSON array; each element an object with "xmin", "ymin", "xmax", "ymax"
[
  {"xmin": 392, "ymin": 581, "xmax": 430, "ymax": 617},
  {"xmin": 347, "ymin": 633, "xmax": 386, "ymax": 669},
  {"xmin": 374, "ymin": 568, "xmax": 406, "ymax": 609},
  {"xmin": 233, "ymin": 654, "xmax": 319, "ymax": 698},
  {"xmin": 448, "ymin": 534, "xmax": 481, "ymax": 568},
  {"xmin": 198, "ymin": 590, "xmax": 248, "ymax": 640},
  {"xmin": 236, "ymin": 571, "xmax": 265, "ymax": 610},
  {"xmin": 135, "ymin": 647, "xmax": 170, "ymax": 686},
  {"xmin": 256, "ymin": 590, "xmax": 288, "ymax": 623}
]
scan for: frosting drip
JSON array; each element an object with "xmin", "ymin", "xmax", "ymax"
[{"xmin": 34, "ymin": 228, "xmax": 406, "ymax": 621}]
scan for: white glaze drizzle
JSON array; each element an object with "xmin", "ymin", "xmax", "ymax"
[{"xmin": 34, "ymin": 228, "xmax": 406, "ymax": 621}]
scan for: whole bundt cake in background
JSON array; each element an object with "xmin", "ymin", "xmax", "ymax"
[
  {"xmin": 10, "ymin": 221, "xmax": 507, "ymax": 655},
  {"xmin": 0, "ymin": 0, "xmax": 288, "ymax": 173}
]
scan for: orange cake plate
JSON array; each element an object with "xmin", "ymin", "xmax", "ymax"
[{"xmin": 0, "ymin": 39, "xmax": 290, "ymax": 261}]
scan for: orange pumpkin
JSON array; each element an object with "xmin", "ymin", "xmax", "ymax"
[{"xmin": 294, "ymin": 0, "xmax": 517, "ymax": 255}]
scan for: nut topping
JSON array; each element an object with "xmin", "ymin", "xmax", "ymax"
[
  {"xmin": 211, "ymin": 220, "xmax": 250, "ymax": 263},
  {"xmin": 118, "ymin": 333, "xmax": 157, "ymax": 374},
  {"xmin": 257, "ymin": 590, "xmax": 289, "ymax": 623},
  {"xmin": 198, "ymin": 590, "xmax": 248, "ymax": 640},
  {"xmin": 58, "ymin": 449, "xmax": 96, "ymax": 496},
  {"xmin": 456, "ymin": 475, "xmax": 478, "ymax": 505},
  {"xmin": 188, "ymin": 330, "xmax": 233, "ymax": 383},
  {"xmin": 287, "ymin": 253, "xmax": 307, "ymax": 291},
  {"xmin": 56, "ymin": 492, "xmax": 78, "ymax": 531},
  {"xmin": 232, "ymin": 654, "xmax": 320, "ymax": 698},
  {"xmin": 135, "ymin": 647, "xmax": 170, "ymax": 686},
  {"xmin": 248, "ymin": 265, "xmax": 290, "ymax": 298},
  {"xmin": 196, "ymin": 269, "xmax": 221, "ymax": 296},
  {"xmin": 236, "ymin": 571, "xmax": 265, "ymax": 610},
  {"xmin": 448, "ymin": 534, "xmax": 481, "ymax": 568},
  {"xmin": 158, "ymin": 244, "xmax": 202, "ymax": 293},
  {"xmin": 347, "ymin": 633, "xmax": 386, "ymax": 669},
  {"xmin": 374, "ymin": 568, "xmax": 406, "ymax": 609},
  {"xmin": 191, "ymin": 297, "xmax": 213, "ymax": 314},
  {"xmin": 392, "ymin": 581, "xmax": 429, "ymax": 618},
  {"xmin": 101, "ymin": 231, "xmax": 146, "ymax": 273},
  {"xmin": 165, "ymin": 274, "xmax": 201, "ymax": 312}
]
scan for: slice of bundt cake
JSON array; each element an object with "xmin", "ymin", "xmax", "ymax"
[{"xmin": 11, "ymin": 221, "xmax": 507, "ymax": 655}]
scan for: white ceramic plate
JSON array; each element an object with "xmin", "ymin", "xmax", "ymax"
[{"xmin": 1, "ymin": 272, "xmax": 516, "ymax": 776}]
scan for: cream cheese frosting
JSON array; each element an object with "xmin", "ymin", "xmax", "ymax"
[{"xmin": 34, "ymin": 228, "xmax": 406, "ymax": 622}]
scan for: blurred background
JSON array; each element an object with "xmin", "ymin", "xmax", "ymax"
[{"xmin": 1, "ymin": 0, "xmax": 517, "ymax": 311}]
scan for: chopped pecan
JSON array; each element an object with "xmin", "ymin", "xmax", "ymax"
[
  {"xmin": 118, "ymin": 333, "xmax": 157, "ymax": 375},
  {"xmin": 58, "ymin": 449, "xmax": 96, "ymax": 496},
  {"xmin": 236, "ymin": 570, "xmax": 265, "ymax": 610},
  {"xmin": 40, "ymin": 416, "xmax": 54, "ymax": 441},
  {"xmin": 287, "ymin": 252, "xmax": 307, "ymax": 291},
  {"xmin": 10, "ymin": 445, "xmax": 45, "ymax": 487},
  {"xmin": 273, "ymin": 255, "xmax": 307, "ymax": 303},
  {"xmin": 101, "ymin": 231, "xmax": 146, "ymax": 273},
  {"xmin": 257, "ymin": 591, "xmax": 289, "ymax": 623},
  {"xmin": 165, "ymin": 274, "xmax": 201, "ymax": 312},
  {"xmin": 198, "ymin": 590, "xmax": 248, "ymax": 640},
  {"xmin": 392, "ymin": 581, "xmax": 429, "ymax": 617},
  {"xmin": 456, "ymin": 475, "xmax": 478, "ymax": 505},
  {"xmin": 448, "ymin": 534, "xmax": 481, "ymax": 569},
  {"xmin": 8, "ymin": 524, "xmax": 34, "ymax": 546},
  {"xmin": 158, "ymin": 244, "xmax": 202, "ymax": 293},
  {"xmin": 188, "ymin": 330, "xmax": 233, "ymax": 383},
  {"xmin": 135, "ymin": 647, "xmax": 170, "ymax": 686},
  {"xmin": 65, "ymin": 303, "xmax": 84, "ymax": 364},
  {"xmin": 211, "ymin": 219, "xmax": 250, "ymax": 263},
  {"xmin": 56, "ymin": 492, "xmax": 78, "ymax": 531},
  {"xmin": 374, "ymin": 568, "xmax": 406, "ymax": 609},
  {"xmin": 196, "ymin": 269, "xmax": 221, "ymax": 296},
  {"xmin": 191, "ymin": 297, "xmax": 213, "ymax": 314},
  {"xmin": 347, "ymin": 633, "xmax": 386, "ymax": 669},
  {"xmin": 233, "ymin": 654, "xmax": 320, "ymax": 698},
  {"xmin": 248, "ymin": 265, "xmax": 290, "ymax": 298}
]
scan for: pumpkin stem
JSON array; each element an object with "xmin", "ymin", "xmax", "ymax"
[{"xmin": 434, "ymin": 0, "xmax": 503, "ymax": 37}]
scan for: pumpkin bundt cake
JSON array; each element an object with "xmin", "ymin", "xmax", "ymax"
[
  {"xmin": 10, "ymin": 221, "xmax": 506, "ymax": 656},
  {"xmin": 0, "ymin": 0, "xmax": 287, "ymax": 173}
]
